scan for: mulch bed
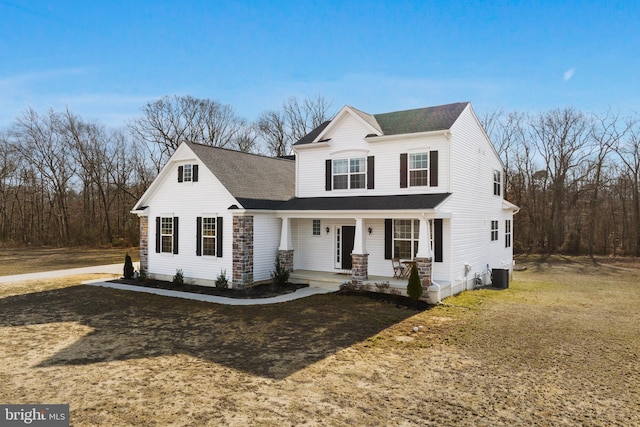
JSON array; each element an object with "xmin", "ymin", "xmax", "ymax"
[
  {"xmin": 335, "ymin": 289, "xmax": 430, "ymax": 311},
  {"xmin": 110, "ymin": 278, "xmax": 308, "ymax": 299}
]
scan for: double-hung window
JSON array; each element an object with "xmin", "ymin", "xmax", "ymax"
[
  {"xmin": 333, "ymin": 158, "xmax": 366, "ymax": 190},
  {"xmin": 491, "ymin": 220, "xmax": 499, "ymax": 241},
  {"xmin": 393, "ymin": 219, "xmax": 420, "ymax": 259},
  {"xmin": 505, "ymin": 220, "xmax": 512, "ymax": 248},
  {"xmin": 161, "ymin": 217, "xmax": 174, "ymax": 253},
  {"xmin": 202, "ymin": 217, "xmax": 216, "ymax": 256},
  {"xmin": 183, "ymin": 164, "xmax": 193, "ymax": 182},
  {"xmin": 493, "ymin": 170, "xmax": 501, "ymax": 196},
  {"xmin": 409, "ymin": 153, "xmax": 429, "ymax": 186}
]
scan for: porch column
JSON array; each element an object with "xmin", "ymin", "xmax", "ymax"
[
  {"xmin": 351, "ymin": 217, "xmax": 369, "ymax": 284},
  {"xmin": 416, "ymin": 216, "xmax": 432, "ymax": 259},
  {"xmin": 278, "ymin": 217, "xmax": 294, "ymax": 272},
  {"xmin": 415, "ymin": 216, "xmax": 433, "ymax": 294}
]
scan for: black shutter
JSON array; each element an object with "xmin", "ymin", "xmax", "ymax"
[
  {"xmin": 155, "ymin": 217, "xmax": 160, "ymax": 253},
  {"xmin": 196, "ymin": 217, "xmax": 202, "ymax": 256},
  {"xmin": 325, "ymin": 159, "xmax": 332, "ymax": 191},
  {"xmin": 400, "ymin": 154, "xmax": 408, "ymax": 188},
  {"xmin": 367, "ymin": 156, "xmax": 375, "ymax": 189},
  {"xmin": 173, "ymin": 217, "xmax": 179, "ymax": 254},
  {"xmin": 192, "ymin": 164, "xmax": 199, "ymax": 182},
  {"xmin": 434, "ymin": 219, "xmax": 443, "ymax": 262},
  {"xmin": 430, "ymin": 151, "xmax": 438, "ymax": 187},
  {"xmin": 178, "ymin": 166, "xmax": 183, "ymax": 183},
  {"xmin": 216, "ymin": 216, "xmax": 223, "ymax": 257},
  {"xmin": 384, "ymin": 219, "xmax": 393, "ymax": 259}
]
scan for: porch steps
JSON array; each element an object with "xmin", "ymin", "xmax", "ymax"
[{"xmin": 288, "ymin": 270, "xmax": 345, "ymax": 291}]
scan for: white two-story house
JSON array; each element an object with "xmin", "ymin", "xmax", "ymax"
[{"xmin": 132, "ymin": 102, "xmax": 518, "ymax": 303}]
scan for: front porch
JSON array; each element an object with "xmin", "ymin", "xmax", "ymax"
[{"xmin": 288, "ymin": 269, "xmax": 409, "ymax": 292}]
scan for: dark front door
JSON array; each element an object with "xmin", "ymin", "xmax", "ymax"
[{"xmin": 341, "ymin": 226, "xmax": 355, "ymax": 270}]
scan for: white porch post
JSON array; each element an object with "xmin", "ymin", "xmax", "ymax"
[
  {"xmin": 416, "ymin": 216, "xmax": 432, "ymax": 259},
  {"xmin": 352, "ymin": 217, "xmax": 367, "ymax": 255},
  {"xmin": 278, "ymin": 217, "xmax": 292, "ymax": 251},
  {"xmin": 351, "ymin": 217, "xmax": 369, "ymax": 284}
]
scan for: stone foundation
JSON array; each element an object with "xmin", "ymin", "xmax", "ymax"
[
  {"xmin": 415, "ymin": 257, "xmax": 433, "ymax": 294},
  {"xmin": 232, "ymin": 216, "xmax": 254, "ymax": 289},
  {"xmin": 139, "ymin": 216, "xmax": 148, "ymax": 272},
  {"xmin": 351, "ymin": 253, "xmax": 369, "ymax": 285},
  {"xmin": 278, "ymin": 249, "xmax": 294, "ymax": 272}
]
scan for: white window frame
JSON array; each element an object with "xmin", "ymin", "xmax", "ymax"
[
  {"xmin": 202, "ymin": 217, "xmax": 216, "ymax": 256},
  {"xmin": 160, "ymin": 217, "xmax": 173, "ymax": 253},
  {"xmin": 312, "ymin": 219, "xmax": 321, "ymax": 236},
  {"xmin": 333, "ymin": 157, "xmax": 366, "ymax": 190},
  {"xmin": 505, "ymin": 219, "xmax": 512, "ymax": 248},
  {"xmin": 493, "ymin": 170, "xmax": 501, "ymax": 196},
  {"xmin": 491, "ymin": 220, "xmax": 499, "ymax": 241},
  {"xmin": 394, "ymin": 219, "xmax": 419, "ymax": 259},
  {"xmin": 183, "ymin": 164, "xmax": 193, "ymax": 182},
  {"xmin": 409, "ymin": 152, "xmax": 429, "ymax": 187}
]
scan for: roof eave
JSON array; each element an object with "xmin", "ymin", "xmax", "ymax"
[{"xmin": 365, "ymin": 129, "xmax": 451, "ymax": 142}]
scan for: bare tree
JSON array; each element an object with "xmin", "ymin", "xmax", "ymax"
[
  {"xmin": 614, "ymin": 117, "xmax": 640, "ymax": 256},
  {"xmin": 529, "ymin": 108, "xmax": 592, "ymax": 252},
  {"xmin": 129, "ymin": 95, "xmax": 247, "ymax": 170},
  {"xmin": 257, "ymin": 95, "xmax": 333, "ymax": 156}
]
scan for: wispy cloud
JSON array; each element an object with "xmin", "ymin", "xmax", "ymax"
[
  {"xmin": 0, "ymin": 67, "xmax": 86, "ymax": 88},
  {"xmin": 563, "ymin": 68, "xmax": 576, "ymax": 81}
]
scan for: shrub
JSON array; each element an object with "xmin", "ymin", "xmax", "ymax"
[
  {"xmin": 173, "ymin": 269, "xmax": 184, "ymax": 285},
  {"xmin": 407, "ymin": 264, "xmax": 423, "ymax": 300},
  {"xmin": 123, "ymin": 253, "xmax": 135, "ymax": 279},
  {"xmin": 137, "ymin": 266, "xmax": 147, "ymax": 281},
  {"xmin": 270, "ymin": 256, "xmax": 289, "ymax": 291},
  {"xmin": 215, "ymin": 269, "xmax": 229, "ymax": 289}
]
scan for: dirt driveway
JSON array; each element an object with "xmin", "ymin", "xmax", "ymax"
[{"xmin": 0, "ymin": 258, "xmax": 639, "ymax": 426}]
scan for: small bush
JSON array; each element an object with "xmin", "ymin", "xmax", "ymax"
[
  {"xmin": 215, "ymin": 269, "xmax": 229, "ymax": 289},
  {"xmin": 407, "ymin": 264, "xmax": 423, "ymax": 300},
  {"xmin": 270, "ymin": 256, "xmax": 289, "ymax": 291},
  {"xmin": 137, "ymin": 267, "xmax": 147, "ymax": 281},
  {"xmin": 123, "ymin": 253, "xmax": 135, "ymax": 279},
  {"xmin": 173, "ymin": 269, "xmax": 184, "ymax": 285}
]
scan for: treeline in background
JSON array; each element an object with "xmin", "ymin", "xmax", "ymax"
[{"xmin": 1, "ymin": 95, "xmax": 639, "ymax": 257}]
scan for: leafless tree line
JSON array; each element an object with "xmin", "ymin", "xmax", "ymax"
[
  {"xmin": 483, "ymin": 107, "xmax": 640, "ymax": 256},
  {"xmin": 0, "ymin": 95, "xmax": 332, "ymax": 246}
]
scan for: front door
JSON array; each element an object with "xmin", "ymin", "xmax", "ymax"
[{"xmin": 341, "ymin": 226, "xmax": 355, "ymax": 270}]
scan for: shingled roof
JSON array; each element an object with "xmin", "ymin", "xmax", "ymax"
[
  {"xmin": 186, "ymin": 142, "xmax": 295, "ymax": 208},
  {"xmin": 294, "ymin": 102, "xmax": 469, "ymax": 145}
]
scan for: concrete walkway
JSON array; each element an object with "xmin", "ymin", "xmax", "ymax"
[
  {"xmin": 0, "ymin": 263, "xmax": 123, "ymax": 283},
  {"xmin": 0, "ymin": 263, "xmax": 334, "ymax": 305},
  {"xmin": 85, "ymin": 280, "xmax": 335, "ymax": 306}
]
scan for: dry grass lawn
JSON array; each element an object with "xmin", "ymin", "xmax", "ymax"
[
  {"xmin": 0, "ymin": 256, "xmax": 639, "ymax": 426},
  {"xmin": 0, "ymin": 247, "xmax": 139, "ymax": 276}
]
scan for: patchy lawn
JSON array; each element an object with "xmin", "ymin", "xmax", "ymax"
[
  {"xmin": 1, "ymin": 257, "xmax": 639, "ymax": 426},
  {"xmin": 0, "ymin": 247, "xmax": 139, "ymax": 276}
]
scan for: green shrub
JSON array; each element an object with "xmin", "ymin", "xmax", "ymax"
[
  {"xmin": 215, "ymin": 269, "xmax": 229, "ymax": 289},
  {"xmin": 407, "ymin": 264, "xmax": 423, "ymax": 300},
  {"xmin": 173, "ymin": 269, "xmax": 184, "ymax": 285},
  {"xmin": 137, "ymin": 266, "xmax": 147, "ymax": 281},
  {"xmin": 270, "ymin": 256, "xmax": 289, "ymax": 291},
  {"xmin": 123, "ymin": 253, "xmax": 135, "ymax": 279}
]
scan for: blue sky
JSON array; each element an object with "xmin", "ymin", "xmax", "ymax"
[{"xmin": 1, "ymin": 0, "xmax": 638, "ymax": 129}]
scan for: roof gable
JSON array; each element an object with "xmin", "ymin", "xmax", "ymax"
[
  {"xmin": 294, "ymin": 102, "xmax": 469, "ymax": 146},
  {"xmin": 187, "ymin": 142, "xmax": 295, "ymax": 203}
]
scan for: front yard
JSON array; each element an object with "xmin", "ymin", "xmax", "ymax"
[{"xmin": 0, "ymin": 256, "xmax": 639, "ymax": 426}]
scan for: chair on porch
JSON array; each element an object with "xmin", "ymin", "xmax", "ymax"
[{"xmin": 392, "ymin": 258, "xmax": 405, "ymax": 279}]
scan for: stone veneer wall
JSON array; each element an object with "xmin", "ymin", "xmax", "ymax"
[
  {"xmin": 139, "ymin": 216, "xmax": 148, "ymax": 272},
  {"xmin": 278, "ymin": 249, "xmax": 294, "ymax": 272},
  {"xmin": 232, "ymin": 215, "xmax": 254, "ymax": 289},
  {"xmin": 351, "ymin": 253, "xmax": 369, "ymax": 285},
  {"xmin": 415, "ymin": 257, "xmax": 432, "ymax": 295}
]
